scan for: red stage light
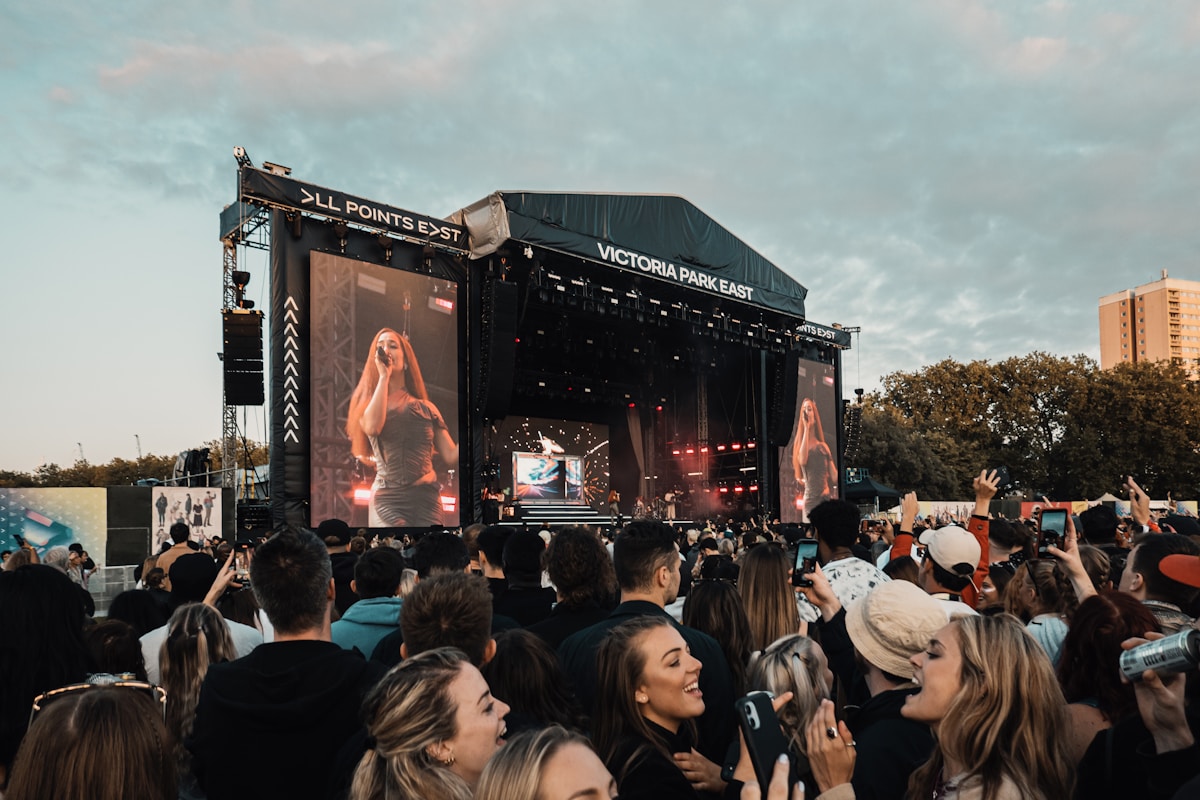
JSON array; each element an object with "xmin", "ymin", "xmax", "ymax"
[
  {"xmin": 352, "ymin": 487, "xmax": 372, "ymax": 505},
  {"xmin": 731, "ymin": 443, "xmax": 742, "ymax": 450},
  {"xmin": 747, "ymin": 442, "xmax": 756, "ymax": 449},
  {"xmin": 700, "ymin": 446, "xmax": 709, "ymax": 453},
  {"xmin": 718, "ymin": 486, "xmax": 729, "ymax": 494},
  {"xmin": 628, "ymin": 402, "xmax": 636, "ymax": 408},
  {"xmin": 441, "ymin": 495, "xmax": 457, "ymax": 512},
  {"xmin": 716, "ymin": 444, "xmax": 726, "ymax": 452},
  {"xmin": 655, "ymin": 405, "xmax": 663, "ymax": 412},
  {"xmin": 672, "ymin": 450, "xmax": 681, "ymax": 456},
  {"xmin": 734, "ymin": 486, "xmax": 744, "ymax": 493},
  {"xmin": 514, "ymin": 337, "xmax": 520, "ymax": 344},
  {"xmin": 749, "ymin": 485, "xmax": 758, "ymax": 492},
  {"xmin": 685, "ymin": 448, "xmax": 694, "ymax": 454}
]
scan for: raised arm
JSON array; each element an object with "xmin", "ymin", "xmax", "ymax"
[{"xmin": 359, "ymin": 351, "xmax": 391, "ymax": 438}]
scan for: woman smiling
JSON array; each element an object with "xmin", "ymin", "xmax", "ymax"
[{"xmin": 593, "ymin": 616, "xmax": 706, "ymax": 800}]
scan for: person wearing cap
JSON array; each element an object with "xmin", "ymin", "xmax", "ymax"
[
  {"xmin": 917, "ymin": 525, "xmax": 982, "ymax": 619},
  {"xmin": 1119, "ymin": 532, "xmax": 1200, "ymax": 634},
  {"xmin": 318, "ymin": 518, "xmax": 360, "ymax": 616},
  {"xmin": 139, "ymin": 552, "xmax": 263, "ymax": 683},
  {"xmin": 805, "ymin": 573, "xmax": 943, "ymax": 800}
]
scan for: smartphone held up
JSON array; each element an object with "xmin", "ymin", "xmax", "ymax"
[
  {"xmin": 791, "ymin": 540, "xmax": 818, "ymax": 588},
  {"xmin": 1037, "ymin": 508, "xmax": 1068, "ymax": 558}
]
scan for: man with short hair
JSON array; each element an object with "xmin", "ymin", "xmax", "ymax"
[
  {"xmin": 154, "ymin": 522, "xmax": 194, "ymax": 592},
  {"xmin": 317, "ymin": 518, "xmax": 359, "ymax": 615},
  {"xmin": 916, "ymin": 525, "xmax": 981, "ymax": 618},
  {"xmin": 808, "ymin": 500, "xmax": 890, "ymax": 616},
  {"xmin": 475, "ymin": 525, "xmax": 510, "ymax": 600},
  {"xmin": 187, "ymin": 528, "xmax": 385, "ymax": 800},
  {"xmin": 558, "ymin": 519, "xmax": 735, "ymax": 762},
  {"xmin": 369, "ymin": 531, "xmax": 516, "ymax": 667},
  {"xmin": 399, "ymin": 571, "xmax": 496, "ymax": 666},
  {"xmin": 331, "ymin": 547, "xmax": 406, "ymax": 656},
  {"xmin": 494, "ymin": 530, "xmax": 555, "ymax": 626},
  {"xmin": 1119, "ymin": 532, "xmax": 1200, "ymax": 633}
]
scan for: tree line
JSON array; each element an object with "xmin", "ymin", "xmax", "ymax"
[
  {"xmin": 0, "ymin": 440, "xmax": 270, "ymax": 489},
  {"xmin": 853, "ymin": 352, "xmax": 1200, "ymax": 500}
]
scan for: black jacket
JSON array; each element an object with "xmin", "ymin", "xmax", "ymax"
[
  {"xmin": 845, "ymin": 687, "xmax": 933, "ymax": 800},
  {"xmin": 526, "ymin": 601, "xmax": 614, "ymax": 649},
  {"xmin": 608, "ymin": 719, "xmax": 699, "ymax": 800},
  {"xmin": 330, "ymin": 551, "xmax": 359, "ymax": 616},
  {"xmin": 187, "ymin": 640, "xmax": 385, "ymax": 800},
  {"xmin": 558, "ymin": 600, "xmax": 735, "ymax": 762}
]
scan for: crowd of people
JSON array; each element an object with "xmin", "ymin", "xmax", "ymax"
[{"xmin": 2, "ymin": 471, "xmax": 1200, "ymax": 800}]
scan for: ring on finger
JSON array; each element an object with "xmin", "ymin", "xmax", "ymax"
[{"xmin": 825, "ymin": 726, "xmax": 837, "ymax": 740}]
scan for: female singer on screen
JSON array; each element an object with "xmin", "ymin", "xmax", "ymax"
[
  {"xmin": 792, "ymin": 398, "xmax": 836, "ymax": 520},
  {"xmin": 347, "ymin": 328, "xmax": 458, "ymax": 527}
]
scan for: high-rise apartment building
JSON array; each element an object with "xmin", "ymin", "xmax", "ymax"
[{"xmin": 1099, "ymin": 271, "xmax": 1200, "ymax": 372}]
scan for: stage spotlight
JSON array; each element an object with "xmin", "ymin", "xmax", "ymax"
[
  {"xmin": 378, "ymin": 234, "xmax": 393, "ymax": 262},
  {"xmin": 233, "ymin": 146, "xmax": 252, "ymax": 167},
  {"xmin": 262, "ymin": 161, "xmax": 292, "ymax": 176},
  {"xmin": 232, "ymin": 271, "xmax": 251, "ymax": 290}
]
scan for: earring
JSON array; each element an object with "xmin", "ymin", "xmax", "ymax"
[
  {"xmin": 442, "ymin": 753, "xmax": 456, "ymax": 767},
  {"xmin": 636, "ymin": 693, "xmax": 648, "ymax": 703}
]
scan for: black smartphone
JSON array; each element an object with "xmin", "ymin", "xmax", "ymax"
[
  {"xmin": 13, "ymin": 533, "xmax": 26, "ymax": 547},
  {"xmin": 791, "ymin": 540, "xmax": 818, "ymax": 587},
  {"xmin": 1038, "ymin": 508, "xmax": 1068, "ymax": 557},
  {"xmin": 735, "ymin": 692, "xmax": 793, "ymax": 789},
  {"xmin": 376, "ymin": 344, "xmax": 389, "ymax": 366},
  {"xmin": 992, "ymin": 465, "xmax": 1011, "ymax": 490}
]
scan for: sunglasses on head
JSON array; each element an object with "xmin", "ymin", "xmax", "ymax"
[{"xmin": 29, "ymin": 674, "xmax": 167, "ymax": 728}]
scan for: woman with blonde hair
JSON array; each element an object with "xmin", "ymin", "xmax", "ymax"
[
  {"xmin": 475, "ymin": 724, "xmax": 616, "ymax": 800},
  {"xmin": 350, "ymin": 647, "xmax": 508, "ymax": 800},
  {"xmin": 346, "ymin": 327, "xmax": 458, "ymax": 527},
  {"xmin": 806, "ymin": 614, "xmax": 1073, "ymax": 800},
  {"xmin": 738, "ymin": 544, "xmax": 801, "ymax": 651},
  {"xmin": 747, "ymin": 633, "xmax": 831, "ymax": 787},
  {"xmin": 158, "ymin": 603, "xmax": 234, "ymax": 797}
]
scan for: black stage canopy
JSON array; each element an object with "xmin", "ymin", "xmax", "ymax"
[{"xmin": 453, "ymin": 192, "xmax": 807, "ymax": 319}]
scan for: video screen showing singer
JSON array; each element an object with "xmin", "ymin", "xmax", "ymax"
[
  {"xmin": 347, "ymin": 328, "xmax": 459, "ymax": 527},
  {"xmin": 792, "ymin": 397, "xmax": 836, "ymax": 522}
]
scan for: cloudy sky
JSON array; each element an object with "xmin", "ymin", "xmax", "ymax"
[{"xmin": 2, "ymin": 1, "xmax": 1198, "ymax": 472}]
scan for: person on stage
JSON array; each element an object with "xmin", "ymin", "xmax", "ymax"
[
  {"xmin": 792, "ymin": 397, "xmax": 837, "ymax": 522},
  {"xmin": 608, "ymin": 489, "xmax": 621, "ymax": 526},
  {"xmin": 347, "ymin": 328, "xmax": 459, "ymax": 527}
]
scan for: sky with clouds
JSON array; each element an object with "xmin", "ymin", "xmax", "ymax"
[{"xmin": 2, "ymin": 1, "xmax": 1198, "ymax": 472}]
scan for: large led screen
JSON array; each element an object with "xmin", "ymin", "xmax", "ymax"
[
  {"xmin": 493, "ymin": 418, "xmax": 609, "ymax": 507},
  {"xmin": 778, "ymin": 358, "xmax": 839, "ymax": 524},
  {"xmin": 310, "ymin": 252, "xmax": 460, "ymax": 528},
  {"xmin": 0, "ymin": 488, "xmax": 107, "ymax": 558}
]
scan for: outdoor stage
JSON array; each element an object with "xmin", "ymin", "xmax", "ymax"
[{"xmin": 220, "ymin": 164, "xmax": 852, "ymax": 531}]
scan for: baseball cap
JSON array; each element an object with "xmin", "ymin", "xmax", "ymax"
[
  {"xmin": 918, "ymin": 525, "xmax": 981, "ymax": 576},
  {"xmin": 316, "ymin": 518, "xmax": 353, "ymax": 546},
  {"xmin": 169, "ymin": 553, "xmax": 220, "ymax": 602},
  {"xmin": 1159, "ymin": 554, "xmax": 1200, "ymax": 589}
]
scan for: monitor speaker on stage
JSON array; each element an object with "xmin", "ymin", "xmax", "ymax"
[
  {"xmin": 223, "ymin": 309, "xmax": 265, "ymax": 406},
  {"xmin": 480, "ymin": 280, "xmax": 518, "ymax": 419},
  {"xmin": 768, "ymin": 350, "xmax": 800, "ymax": 445}
]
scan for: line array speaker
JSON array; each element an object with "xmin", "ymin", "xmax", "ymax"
[
  {"xmin": 223, "ymin": 309, "xmax": 265, "ymax": 406},
  {"xmin": 768, "ymin": 350, "xmax": 801, "ymax": 446},
  {"xmin": 479, "ymin": 280, "xmax": 518, "ymax": 419}
]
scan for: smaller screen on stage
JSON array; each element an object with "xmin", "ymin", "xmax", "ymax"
[
  {"xmin": 512, "ymin": 453, "xmax": 584, "ymax": 502},
  {"xmin": 492, "ymin": 418, "xmax": 609, "ymax": 507},
  {"xmin": 309, "ymin": 252, "xmax": 460, "ymax": 528},
  {"xmin": 779, "ymin": 358, "xmax": 839, "ymax": 524}
]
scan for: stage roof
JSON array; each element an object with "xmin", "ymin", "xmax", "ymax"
[{"xmin": 452, "ymin": 192, "xmax": 807, "ymax": 319}]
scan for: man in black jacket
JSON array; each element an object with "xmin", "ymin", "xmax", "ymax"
[
  {"xmin": 558, "ymin": 519, "xmax": 735, "ymax": 762},
  {"xmin": 187, "ymin": 527, "xmax": 384, "ymax": 800}
]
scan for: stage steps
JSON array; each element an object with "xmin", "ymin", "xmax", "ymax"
[{"xmin": 497, "ymin": 503, "xmax": 694, "ymax": 530}]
